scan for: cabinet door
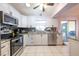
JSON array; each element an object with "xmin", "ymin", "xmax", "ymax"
[
  {"xmin": 42, "ymin": 34, "xmax": 48, "ymax": 45},
  {"xmin": 23, "ymin": 34, "xmax": 29, "ymax": 47},
  {"xmin": 1, "ymin": 41, "xmax": 10, "ymax": 56},
  {"xmin": 26, "ymin": 34, "xmax": 42, "ymax": 45},
  {"xmin": 18, "ymin": 15, "xmax": 27, "ymax": 27},
  {"xmin": 33, "ymin": 34, "xmax": 41, "ymax": 45},
  {"xmin": 25, "ymin": 34, "xmax": 31, "ymax": 45},
  {"xmin": 25, "ymin": 34, "xmax": 34, "ymax": 45},
  {"xmin": 57, "ymin": 34, "xmax": 63, "ymax": 45},
  {"xmin": 21, "ymin": 16, "xmax": 27, "ymax": 27}
]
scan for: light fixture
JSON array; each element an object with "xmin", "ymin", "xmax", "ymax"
[
  {"xmin": 44, "ymin": 4, "xmax": 47, "ymax": 8},
  {"xmin": 40, "ymin": 3, "xmax": 43, "ymax": 11},
  {"xmin": 26, "ymin": 3, "xmax": 30, "ymax": 7}
]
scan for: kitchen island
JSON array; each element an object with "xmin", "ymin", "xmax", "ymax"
[{"xmin": 22, "ymin": 31, "xmax": 64, "ymax": 46}]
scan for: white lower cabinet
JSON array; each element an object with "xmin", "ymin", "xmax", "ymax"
[
  {"xmin": 26, "ymin": 34, "xmax": 33, "ymax": 45},
  {"xmin": 41, "ymin": 34, "xmax": 48, "ymax": 45},
  {"xmin": 25, "ymin": 33, "xmax": 48, "ymax": 46},
  {"xmin": 1, "ymin": 40, "xmax": 10, "ymax": 56},
  {"xmin": 23, "ymin": 34, "xmax": 34, "ymax": 46},
  {"xmin": 23, "ymin": 34, "xmax": 29, "ymax": 47},
  {"xmin": 57, "ymin": 34, "xmax": 64, "ymax": 45},
  {"xmin": 33, "ymin": 34, "xmax": 41, "ymax": 45}
]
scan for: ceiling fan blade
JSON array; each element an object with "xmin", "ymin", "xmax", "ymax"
[
  {"xmin": 33, "ymin": 5, "xmax": 40, "ymax": 9},
  {"xmin": 47, "ymin": 3, "xmax": 54, "ymax": 6}
]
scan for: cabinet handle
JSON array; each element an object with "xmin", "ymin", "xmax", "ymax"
[
  {"xmin": 3, "ymin": 54, "xmax": 6, "ymax": 56},
  {"xmin": 1, "ymin": 46, "xmax": 5, "ymax": 49}
]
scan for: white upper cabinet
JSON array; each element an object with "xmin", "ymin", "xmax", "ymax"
[
  {"xmin": 17, "ymin": 15, "xmax": 28, "ymax": 27},
  {"xmin": 21, "ymin": 15, "xmax": 27, "ymax": 27},
  {"xmin": 18, "ymin": 15, "xmax": 22, "ymax": 27},
  {"xmin": 27, "ymin": 16, "xmax": 35, "ymax": 28}
]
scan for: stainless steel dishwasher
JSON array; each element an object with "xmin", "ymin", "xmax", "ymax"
[
  {"xmin": 48, "ymin": 32, "xmax": 57, "ymax": 46},
  {"xmin": 48, "ymin": 27, "xmax": 57, "ymax": 46}
]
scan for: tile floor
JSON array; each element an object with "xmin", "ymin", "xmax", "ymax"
[{"xmin": 21, "ymin": 45, "xmax": 70, "ymax": 56}]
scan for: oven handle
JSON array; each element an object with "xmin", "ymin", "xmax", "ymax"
[{"xmin": 11, "ymin": 38, "xmax": 19, "ymax": 42}]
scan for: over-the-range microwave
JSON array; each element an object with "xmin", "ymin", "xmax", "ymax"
[{"xmin": 0, "ymin": 11, "xmax": 18, "ymax": 26}]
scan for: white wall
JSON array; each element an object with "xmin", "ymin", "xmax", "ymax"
[
  {"xmin": 21, "ymin": 15, "xmax": 27, "ymax": 27},
  {"xmin": 46, "ymin": 18, "xmax": 58, "ymax": 27},
  {"xmin": 27, "ymin": 16, "xmax": 58, "ymax": 28}
]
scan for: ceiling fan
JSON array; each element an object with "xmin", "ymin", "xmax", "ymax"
[{"xmin": 33, "ymin": 3, "xmax": 54, "ymax": 12}]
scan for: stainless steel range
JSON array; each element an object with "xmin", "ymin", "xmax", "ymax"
[
  {"xmin": 10, "ymin": 35, "xmax": 23, "ymax": 56},
  {"xmin": 0, "ymin": 11, "xmax": 23, "ymax": 56}
]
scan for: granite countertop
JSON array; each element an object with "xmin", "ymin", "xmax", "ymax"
[
  {"xmin": 28, "ymin": 31, "xmax": 59, "ymax": 34},
  {"xmin": 19, "ymin": 32, "xmax": 28, "ymax": 35},
  {"xmin": 19, "ymin": 31, "xmax": 61, "ymax": 35}
]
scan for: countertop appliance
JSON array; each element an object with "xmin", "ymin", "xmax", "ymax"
[
  {"xmin": 44, "ymin": 27, "xmax": 52, "ymax": 31},
  {"xmin": 17, "ymin": 27, "xmax": 36, "ymax": 33},
  {"xmin": 0, "ymin": 24, "xmax": 13, "ymax": 39},
  {"xmin": 10, "ymin": 35, "xmax": 23, "ymax": 56}
]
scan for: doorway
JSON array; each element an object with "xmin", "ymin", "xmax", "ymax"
[{"xmin": 61, "ymin": 20, "xmax": 76, "ymax": 42}]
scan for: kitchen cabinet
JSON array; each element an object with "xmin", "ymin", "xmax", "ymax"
[
  {"xmin": 32, "ymin": 34, "xmax": 42, "ymax": 45},
  {"xmin": 41, "ymin": 34, "xmax": 48, "ymax": 45},
  {"xmin": 23, "ymin": 33, "xmax": 34, "ymax": 46},
  {"xmin": 23, "ymin": 34, "xmax": 29, "ymax": 47},
  {"xmin": 18, "ymin": 15, "xmax": 27, "ymax": 27},
  {"xmin": 23, "ymin": 32, "xmax": 63, "ymax": 46},
  {"xmin": 26, "ymin": 34, "xmax": 35, "ymax": 45},
  {"xmin": 1, "ymin": 40, "xmax": 10, "ymax": 56},
  {"xmin": 21, "ymin": 16, "xmax": 27, "ymax": 27},
  {"xmin": 57, "ymin": 34, "xmax": 64, "ymax": 45},
  {"xmin": 26, "ymin": 33, "xmax": 48, "ymax": 46},
  {"xmin": 25, "ymin": 34, "xmax": 41, "ymax": 46},
  {"xmin": 34, "ymin": 34, "xmax": 48, "ymax": 45},
  {"xmin": 27, "ymin": 16, "xmax": 36, "ymax": 28}
]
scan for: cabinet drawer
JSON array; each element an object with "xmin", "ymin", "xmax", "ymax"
[
  {"xmin": 1, "ymin": 46, "xmax": 10, "ymax": 53},
  {"xmin": 1, "ymin": 41, "xmax": 10, "ymax": 56},
  {"xmin": 1, "ymin": 41, "xmax": 10, "ymax": 50},
  {"xmin": 1, "ymin": 50, "xmax": 10, "ymax": 56}
]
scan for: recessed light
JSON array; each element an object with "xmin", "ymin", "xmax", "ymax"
[{"xmin": 26, "ymin": 3, "xmax": 30, "ymax": 7}]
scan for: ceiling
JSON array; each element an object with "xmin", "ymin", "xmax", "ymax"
[
  {"xmin": 54, "ymin": 3, "xmax": 79, "ymax": 18},
  {"xmin": 10, "ymin": 3, "xmax": 58, "ymax": 16}
]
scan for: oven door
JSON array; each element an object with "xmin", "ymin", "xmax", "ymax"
[{"xmin": 10, "ymin": 36, "xmax": 23, "ymax": 56}]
